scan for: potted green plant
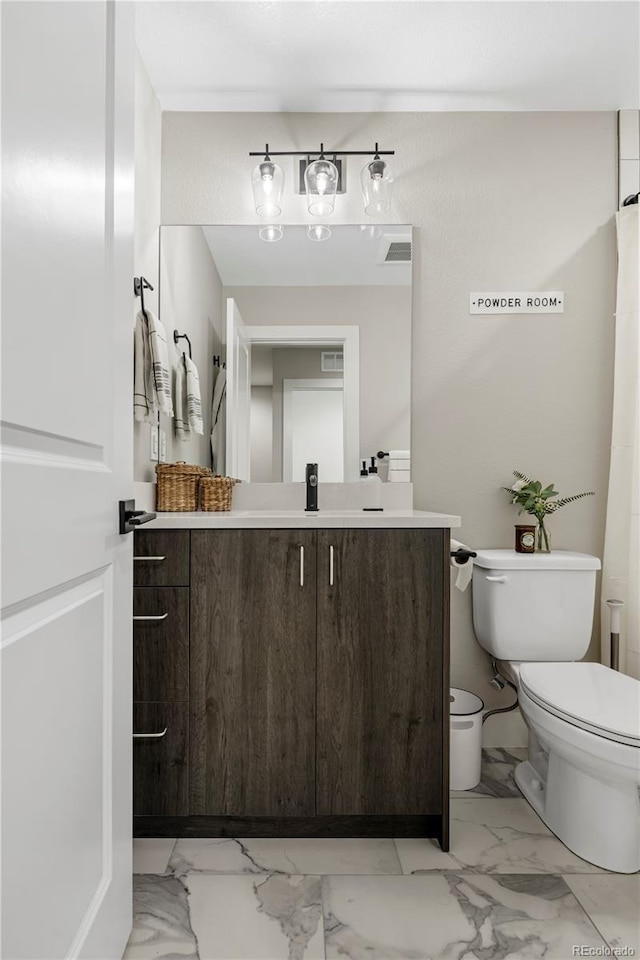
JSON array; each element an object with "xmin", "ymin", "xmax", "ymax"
[{"xmin": 503, "ymin": 470, "xmax": 594, "ymax": 552}]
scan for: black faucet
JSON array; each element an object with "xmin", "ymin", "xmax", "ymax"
[{"xmin": 305, "ymin": 463, "xmax": 319, "ymax": 512}]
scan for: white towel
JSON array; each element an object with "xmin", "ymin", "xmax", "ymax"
[
  {"xmin": 147, "ymin": 311, "xmax": 173, "ymax": 417},
  {"xmin": 185, "ymin": 355, "xmax": 203, "ymax": 434},
  {"xmin": 450, "ymin": 538, "xmax": 474, "ymax": 591},
  {"xmin": 174, "ymin": 357, "xmax": 189, "ymax": 441},
  {"xmin": 134, "ymin": 309, "xmax": 173, "ymax": 419},
  {"xmin": 133, "ymin": 310, "xmax": 156, "ymax": 422},
  {"xmin": 175, "ymin": 354, "xmax": 204, "ymax": 440},
  {"xmin": 210, "ymin": 366, "xmax": 226, "ymax": 473}
]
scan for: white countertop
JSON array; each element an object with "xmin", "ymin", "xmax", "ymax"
[{"xmin": 144, "ymin": 509, "xmax": 461, "ymax": 529}]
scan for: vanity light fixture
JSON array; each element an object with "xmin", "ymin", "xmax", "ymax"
[
  {"xmin": 361, "ymin": 144, "xmax": 394, "ymax": 216},
  {"xmin": 258, "ymin": 224, "xmax": 283, "ymax": 243},
  {"xmin": 251, "ymin": 145, "xmax": 284, "ymax": 217},
  {"xmin": 249, "ymin": 143, "xmax": 395, "ymax": 219},
  {"xmin": 307, "ymin": 224, "xmax": 331, "ymax": 242}
]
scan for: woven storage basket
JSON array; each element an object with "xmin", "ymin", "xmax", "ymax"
[
  {"xmin": 156, "ymin": 462, "xmax": 212, "ymax": 512},
  {"xmin": 200, "ymin": 475, "xmax": 240, "ymax": 512}
]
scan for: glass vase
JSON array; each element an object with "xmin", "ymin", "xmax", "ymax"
[{"xmin": 536, "ymin": 519, "xmax": 551, "ymax": 552}]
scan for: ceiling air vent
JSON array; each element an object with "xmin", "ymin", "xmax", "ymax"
[{"xmin": 377, "ymin": 234, "xmax": 412, "ymax": 264}]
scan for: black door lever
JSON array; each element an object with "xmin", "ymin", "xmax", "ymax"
[{"xmin": 119, "ymin": 499, "xmax": 157, "ymax": 535}]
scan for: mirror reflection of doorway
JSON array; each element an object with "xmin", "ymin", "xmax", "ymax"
[{"xmin": 283, "ymin": 379, "xmax": 344, "ymax": 482}]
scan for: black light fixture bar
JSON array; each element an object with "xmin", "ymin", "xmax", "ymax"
[{"xmin": 249, "ymin": 143, "xmax": 394, "ymax": 158}]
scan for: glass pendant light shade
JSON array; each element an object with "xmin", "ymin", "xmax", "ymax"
[
  {"xmin": 252, "ymin": 159, "xmax": 284, "ymax": 217},
  {"xmin": 307, "ymin": 224, "xmax": 331, "ymax": 242},
  {"xmin": 361, "ymin": 157, "xmax": 394, "ymax": 216},
  {"xmin": 304, "ymin": 157, "xmax": 339, "ymax": 217},
  {"xmin": 258, "ymin": 224, "xmax": 283, "ymax": 242}
]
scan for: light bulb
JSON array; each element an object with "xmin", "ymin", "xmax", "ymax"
[
  {"xmin": 307, "ymin": 224, "xmax": 331, "ymax": 242},
  {"xmin": 258, "ymin": 224, "xmax": 283, "ymax": 242},
  {"xmin": 361, "ymin": 157, "xmax": 394, "ymax": 216},
  {"xmin": 252, "ymin": 159, "xmax": 284, "ymax": 217},
  {"xmin": 304, "ymin": 158, "xmax": 338, "ymax": 217}
]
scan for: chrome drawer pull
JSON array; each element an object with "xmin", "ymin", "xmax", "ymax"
[
  {"xmin": 133, "ymin": 613, "xmax": 168, "ymax": 621},
  {"xmin": 300, "ymin": 545, "xmax": 304, "ymax": 586},
  {"xmin": 133, "ymin": 728, "xmax": 168, "ymax": 739},
  {"xmin": 329, "ymin": 545, "xmax": 334, "ymax": 586},
  {"xmin": 134, "ymin": 556, "xmax": 166, "ymax": 562}
]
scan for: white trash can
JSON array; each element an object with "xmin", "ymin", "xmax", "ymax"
[{"xmin": 450, "ymin": 688, "xmax": 484, "ymax": 791}]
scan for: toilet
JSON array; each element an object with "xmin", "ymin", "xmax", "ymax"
[{"xmin": 471, "ymin": 549, "xmax": 640, "ymax": 874}]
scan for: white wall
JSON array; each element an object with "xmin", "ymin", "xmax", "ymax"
[
  {"xmin": 159, "ymin": 226, "xmax": 224, "ymax": 468},
  {"xmin": 161, "ymin": 111, "xmax": 617, "ymax": 741},
  {"xmin": 133, "ymin": 52, "xmax": 162, "ymax": 482},
  {"xmin": 226, "ymin": 285, "xmax": 412, "ymax": 470}
]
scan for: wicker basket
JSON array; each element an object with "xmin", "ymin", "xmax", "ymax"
[
  {"xmin": 200, "ymin": 475, "xmax": 240, "ymax": 512},
  {"xmin": 156, "ymin": 462, "xmax": 212, "ymax": 512}
]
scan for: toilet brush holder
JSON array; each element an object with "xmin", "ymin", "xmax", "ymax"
[{"xmin": 605, "ymin": 598, "xmax": 624, "ymax": 671}]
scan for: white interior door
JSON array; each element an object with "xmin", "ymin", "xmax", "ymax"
[
  {"xmin": 1, "ymin": 4, "xmax": 135, "ymax": 959},
  {"xmin": 282, "ymin": 379, "xmax": 345, "ymax": 482},
  {"xmin": 226, "ymin": 298, "xmax": 252, "ymax": 480}
]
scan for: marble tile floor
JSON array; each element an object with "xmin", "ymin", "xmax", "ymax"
[{"xmin": 126, "ymin": 750, "xmax": 639, "ymax": 960}]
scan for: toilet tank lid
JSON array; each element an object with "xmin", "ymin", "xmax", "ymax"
[{"xmin": 472, "ymin": 550, "xmax": 601, "ymax": 571}]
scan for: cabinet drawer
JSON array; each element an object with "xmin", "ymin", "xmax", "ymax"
[
  {"xmin": 134, "ymin": 702, "xmax": 189, "ymax": 816},
  {"xmin": 134, "ymin": 587, "xmax": 189, "ymax": 701},
  {"xmin": 134, "ymin": 530, "xmax": 190, "ymax": 586}
]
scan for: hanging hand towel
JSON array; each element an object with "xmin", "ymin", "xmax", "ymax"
[
  {"xmin": 450, "ymin": 538, "xmax": 475, "ymax": 592},
  {"xmin": 133, "ymin": 310, "xmax": 156, "ymax": 422},
  {"xmin": 185, "ymin": 355, "xmax": 204, "ymax": 435},
  {"xmin": 147, "ymin": 310, "xmax": 173, "ymax": 418},
  {"xmin": 210, "ymin": 366, "xmax": 227, "ymax": 473},
  {"xmin": 174, "ymin": 357, "xmax": 190, "ymax": 441}
]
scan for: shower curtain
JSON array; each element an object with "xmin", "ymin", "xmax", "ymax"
[{"xmin": 600, "ymin": 204, "xmax": 639, "ymax": 678}]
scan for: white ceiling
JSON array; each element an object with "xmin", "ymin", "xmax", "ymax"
[
  {"xmin": 200, "ymin": 224, "xmax": 412, "ymax": 285},
  {"xmin": 136, "ymin": 1, "xmax": 639, "ymax": 113}
]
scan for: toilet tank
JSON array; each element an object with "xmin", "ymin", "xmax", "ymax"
[{"xmin": 471, "ymin": 550, "xmax": 601, "ymax": 662}]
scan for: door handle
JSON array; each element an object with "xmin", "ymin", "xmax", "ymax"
[
  {"xmin": 133, "ymin": 728, "xmax": 168, "ymax": 739},
  {"xmin": 134, "ymin": 555, "xmax": 165, "ymax": 562},
  {"xmin": 485, "ymin": 575, "xmax": 508, "ymax": 583},
  {"xmin": 133, "ymin": 613, "xmax": 168, "ymax": 622},
  {"xmin": 119, "ymin": 499, "xmax": 157, "ymax": 534},
  {"xmin": 329, "ymin": 544, "xmax": 334, "ymax": 586},
  {"xmin": 299, "ymin": 545, "xmax": 305, "ymax": 586}
]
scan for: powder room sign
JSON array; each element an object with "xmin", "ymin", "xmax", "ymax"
[{"xmin": 470, "ymin": 292, "xmax": 565, "ymax": 314}]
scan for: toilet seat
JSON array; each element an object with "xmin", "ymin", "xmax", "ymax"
[{"xmin": 519, "ymin": 662, "xmax": 640, "ymax": 747}]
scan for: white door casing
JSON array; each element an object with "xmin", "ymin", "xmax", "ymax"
[
  {"xmin": 225, "ymin": 298, "xmax": 252, "ymax": 481},
  {"xmin": 1, "ymin": 3, "xmax": 135, "ymax": 959}
]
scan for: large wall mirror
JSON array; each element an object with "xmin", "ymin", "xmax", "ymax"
[{"xmin": 158, "ymin": 225, "xmax": 412, "ymax": 482}]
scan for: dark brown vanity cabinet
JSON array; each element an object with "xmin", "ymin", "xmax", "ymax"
[
  {"xmin": 133, "ymin": 530, "xmax": 190, "ymax": 817},
  {"xmin": 133, "ymin": 527, "xmax": 450, "ymax": 845},
  {"xmin": 190, "ymin": 530, "xmax": 317, "ymax": 817},
  {"xmin": 316, "ymin": 529, "xmax": 446, "ymax": 817}
]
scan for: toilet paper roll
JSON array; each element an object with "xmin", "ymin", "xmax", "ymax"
[{"xmin": 389, "ymin": 449, "xmax": 410, "ymax": 460}]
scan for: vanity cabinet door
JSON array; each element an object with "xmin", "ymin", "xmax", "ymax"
[
  {"xmin": 190, "ymin": 529, "xmax": 317, "ymax": 816},
  {"xmin": 316, "ymin": 528, "xmax": 448, "ymax": 816}
]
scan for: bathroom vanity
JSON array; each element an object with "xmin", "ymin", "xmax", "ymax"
[{"xmin": 132, "ymin": 510, "xmax": 459, "ymax": 849}]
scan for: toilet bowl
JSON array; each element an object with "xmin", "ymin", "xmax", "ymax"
[
  {"xmin": 471, "ymin": 549, "xmax": 640, "ymax": 873},
  {"xmin": 512, "ymin": 661, "xmax": 640, "ymax": 873}
]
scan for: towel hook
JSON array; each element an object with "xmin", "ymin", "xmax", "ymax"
[
  {"xmin": 173, "ymin": 331, "xmax": 192, "ymax": 359},
  {"xmin": 213, "ymin": 354, "xmax": 226, "ymax": 369},
  {"xmin": 133, "ymin": 276, "xmax": 154, "ymax": 321}
]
